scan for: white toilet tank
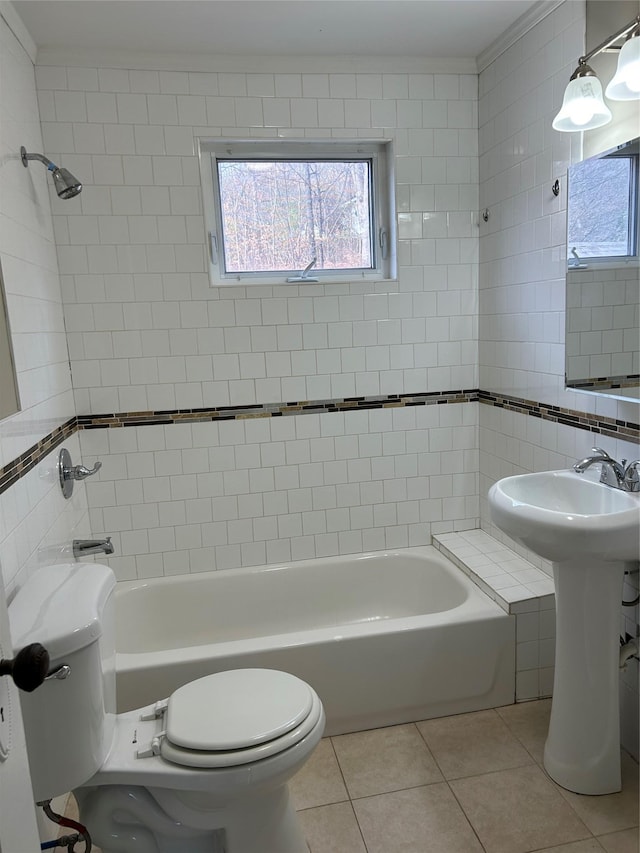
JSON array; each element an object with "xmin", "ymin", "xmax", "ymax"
[{"xmin": 9, "ymin": 563, "xmax": 117, "ymax": 801}]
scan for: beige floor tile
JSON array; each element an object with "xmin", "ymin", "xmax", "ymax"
[
  {"xmin": 332, "ymin": 723, "xmax": 443, "ymax": 799},
  {"xmin": 298, "ymin": 802, "xmax": 367, "ymax": 853},
  {"xmin": 496, "ymin": 698, "xmax": 552, "ymax": 763},
  {"xmin": 353, "ymin": 783, "xmax": 483, "ymax": 853},
  {"xmin": 532, "ymin": 841, "xmax": 605, "ymax": 852},
  {"xmin": 598, "ymin": 828, "xmax": 640, "ymax": 853},
  {"xmin": 416, "ymin": 708, "xmax": 534, "ymax": 779},
  {"xmin": 450, "ymin": 764, "xmax": 591, "ymax": 853},
  {"xmin": 290, "ymin": 737, "xmax": 349, "ymax": 810},
  {"xmin": 556, "ymin": 753, "xmax": 640, "ymax": 836}
]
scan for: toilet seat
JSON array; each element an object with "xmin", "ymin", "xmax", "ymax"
[{"xmin": 159, "ymin": 669, "xmax": 323, "ymax": 769}]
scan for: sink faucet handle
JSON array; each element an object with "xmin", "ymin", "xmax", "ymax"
[{"xmin": 623, "ymin": 461, "xmax": 640, "ymax": 493}]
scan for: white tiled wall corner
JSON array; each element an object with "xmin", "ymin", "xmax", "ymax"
[
  {"xmin": 478, "ymin": 0, "xmax": 637, "ymax": 425},
  {"xmin": 0, "ymin": 17, "xmax": 75, "ymax": 469},
  {"xmin": 79, "ymin": 401, "xmax": 479, "ymax": 580},
  {"xmin": 34, "ymin": 63, "xmax": 480, "ymax": 413},
  {"xmin": 0, "ymin": 14, "xmax": 86, "ymax": 592}
]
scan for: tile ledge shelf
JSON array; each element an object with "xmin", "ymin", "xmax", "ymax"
[{"xmin": 432, "ymin": 529, "xmax": 555, "ymax": 616}]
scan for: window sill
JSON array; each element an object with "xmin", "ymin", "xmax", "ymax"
[{"xmin": 209, "ymin": 274, "xmax": 397, "ymax": 288}]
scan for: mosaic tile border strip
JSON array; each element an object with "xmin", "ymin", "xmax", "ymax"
[
  {"xmin": 568, "ymin": 374, "xmax": 639, "ymax": 392},
  {"xmin": 0, "ymin": 417, "xmax": 76, "ymax": 497},
  {"xmin": 0, "ymin": 390, "xmax": 476, "ymax": 496},
  {"xmin": 76, "ymin": 389, "xmax": 478, "ymax": 430},
  {"xmin": 479, "ymin": 390, "xmax": 640, "ymax": 441},
  {"xmin": 2, "ymin": 387, "xmax": 638, "ymax": 496}
]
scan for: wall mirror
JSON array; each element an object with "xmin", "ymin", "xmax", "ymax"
[
  {"xmin": 565, "ymin": 137, "xmax": 640, "ymax": 402},
  {"xmin": 0, "ymin": 258, "xmax": 20, "ymax": 420}
]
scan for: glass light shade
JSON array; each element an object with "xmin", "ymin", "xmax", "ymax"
[
  {"xmin": 605, "ymin": 35, "xmax": 640, "ymax": 100},
  {"xmin": 552, "ymin": 73, "xmax": 612, "ymax": 132}
]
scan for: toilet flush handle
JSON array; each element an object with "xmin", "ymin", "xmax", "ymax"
[{"xmin": 0, "ymin": 643, "xmax": 50, "ymax": 692}]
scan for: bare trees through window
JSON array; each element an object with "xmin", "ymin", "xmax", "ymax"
[{"xmin": 217, "ymin": 159, "xmax": 374, "ymax": 273}]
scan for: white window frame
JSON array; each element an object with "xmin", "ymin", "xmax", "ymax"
[
  {"xmin": 567, "ymin": 145, "xmax": 640, "ymax": 269},
  {"xmin": 198, "ymin": 138, "xmax": 396, "ymax": 287}
]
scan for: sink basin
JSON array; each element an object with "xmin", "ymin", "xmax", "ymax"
[
  {"xmin": 489, "ymin": 469, "xmax": 640, "ymax": 563},
  {"xmin": 489, "ymin": 467, "xmax": 640, "ymax": 795}
]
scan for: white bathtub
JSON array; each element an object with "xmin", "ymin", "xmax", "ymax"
[{"xmin": 115, "ymin": 546, "xmax": 515, "ymax": 735}]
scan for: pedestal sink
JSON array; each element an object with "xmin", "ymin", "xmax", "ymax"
[{"xmin": 489, "ymin": 469, "xmax": 640, "ymax": 795}]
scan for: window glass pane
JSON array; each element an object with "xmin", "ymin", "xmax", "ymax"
[
  {"xmin": 217, "ymin": 160, "xmax": 373, "ymax": 273},
  {"xmin": 567, "ymin": 157, "xmax": 633, "ymax": 258}
]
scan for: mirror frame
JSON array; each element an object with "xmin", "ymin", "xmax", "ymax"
[{"xmin": 0, "ymin": 258, "xmax": 20, "ymax": 421}]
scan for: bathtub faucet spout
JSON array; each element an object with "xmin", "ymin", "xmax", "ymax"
[{"xmin": 73, "ymin": 537, "xmax": 114, "ymax": 558}]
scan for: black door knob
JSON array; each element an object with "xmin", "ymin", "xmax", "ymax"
[{"xmin": 0, "ymin": 643, "xmax": 50, "ymax": 692}]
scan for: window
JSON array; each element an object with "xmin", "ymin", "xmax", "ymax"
[
  {"xmin": 200, "ymin": 140, "xmax": 395, "ymax": 285},
  {"xmin": 567, "ymin": 143, "xmax": 639, "ymax": 262}
]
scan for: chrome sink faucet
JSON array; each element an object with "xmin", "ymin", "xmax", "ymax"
[{"xmin": 573, "ymin": 447, "xmax": 640, "ymax": 492}]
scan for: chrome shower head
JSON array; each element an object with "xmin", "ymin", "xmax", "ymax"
[
  {"xmin": 20, "ymin": 147, "xmax": 82, "ymax": 199},
  {"xmin": 51, "ymin": 167, "xmax": 82, "ymax": 199}
]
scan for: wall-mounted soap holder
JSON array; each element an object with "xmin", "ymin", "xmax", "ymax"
[{"xmin": 58, "ymin": 448, "xmax": 102, "ymax": 499}]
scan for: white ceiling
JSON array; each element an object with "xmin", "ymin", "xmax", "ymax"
[{"xmin": 12, "ymin": 1, "xmax": 543, "ymax": 62}]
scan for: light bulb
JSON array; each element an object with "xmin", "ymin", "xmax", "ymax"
[{"xmin": 568, "ymin": 101, "xmax": 596, "ymax": 126}]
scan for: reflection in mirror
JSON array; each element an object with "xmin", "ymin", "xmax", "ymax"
[
  {"xmin": 565, "ymin": 138, "xmax": 640, "ymax": 403},
  {"xmin": 0, "ymin": 259, "xmax": 20, "ymax": 420}
]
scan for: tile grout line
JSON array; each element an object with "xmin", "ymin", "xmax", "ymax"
[
  {"xmin": 328, "ymin": 736, "xmax": 371, "ymax": 853},
  {"xmin": 445, "ymin": 778, "xmax": 490, "ymax": 852}
]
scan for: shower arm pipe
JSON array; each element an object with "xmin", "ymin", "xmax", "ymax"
[
  {"xmin": 572, "ymin": 15, "xmax": 640, "ymax": 73},
  {"xmin": 20, "ymin": 148, "xmax": 58, "ymax": 171}
]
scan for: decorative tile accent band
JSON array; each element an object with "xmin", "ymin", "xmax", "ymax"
[
  {"xmin": 76, "ymin": 389, "xmax": 478, "ymax": 430},
  {"xmin": 567, "ymin": 374, "xmax": 639, "ymax": 392},
  {"xmin": 478, "ymin": 390, "xmax": 640, "ymax": 442},
  {"xmin": 0, "ymin": 417, "xmax": 76, "ymax": 497},
  {"xmin": 1, "ymin": 388, "xmax": 638, "ymax": 496}
]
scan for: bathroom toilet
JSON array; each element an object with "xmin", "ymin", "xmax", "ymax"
[{"xmin": 9, "ymin": 563, "xmax": 325, "ymax": 853}]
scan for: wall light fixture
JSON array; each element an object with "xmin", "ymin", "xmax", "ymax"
[{"xmin": 553, "ymin": 15, "xmax": 640, "ymax": 132}]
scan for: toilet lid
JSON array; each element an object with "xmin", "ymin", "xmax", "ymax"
[
  {"xmin": 165, "ymin": 669, "xmax": 314, "ymax": 751},
  {"xmin": 160, "ymin": 690, "xmax": 323, "ymax": 768}
]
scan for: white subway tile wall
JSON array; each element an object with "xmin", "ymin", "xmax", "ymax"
[
  {"xmin": 32, "ymin": 58, "xmax": 485, "ymax": 581},
  {"xmin": 79, "ymin": 402, "xmax": 479, "ymax": 580},
  {"xmin": 477, "ymin": 0, "xmax": 639, "ymax": 557},
  {"xmin": 0, "ymin": 15, "xmax": 88, "ymax": 593},
  {"xmin": 36, "ymin": 66, "xmax": 479, "ymax": 414}
]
